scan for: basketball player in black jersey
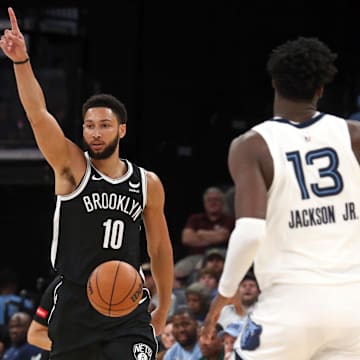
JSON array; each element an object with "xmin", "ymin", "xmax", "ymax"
[{"xmin": 0, "ymin": 7, "xmax": 174, "ymax": 360}]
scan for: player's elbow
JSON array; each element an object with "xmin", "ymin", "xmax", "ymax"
[{"xmin": 27, "ymin": 329, "xmax": 36, "ymax": 347}]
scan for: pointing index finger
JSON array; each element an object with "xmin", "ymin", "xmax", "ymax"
[{"xmin": 8, "ymin": 7, "xmax": 20, "ymax": 35}]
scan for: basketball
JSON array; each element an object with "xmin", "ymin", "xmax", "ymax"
[{"xmin": 87, "ymin": 260, "xmax": 143, "ymax": 317}]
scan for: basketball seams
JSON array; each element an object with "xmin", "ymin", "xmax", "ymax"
[
  {"xmin": 114, "ymin": 262, "xmax": 138, "ymax": 305},
  {"xmin": 87, "ymin": 260, "xmax": 142, "ymax": 317},
  {"xmin": 108, "ymin": 262, "xmax": 121, "ymax": 312}
]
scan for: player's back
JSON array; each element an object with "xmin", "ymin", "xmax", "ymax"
[{"xmin": 252, "ymin": 113, "xmax": 360, "ymax": 290}]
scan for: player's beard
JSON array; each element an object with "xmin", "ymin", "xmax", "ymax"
[{"xmin": 83, "ymin": 133, "xmax": 119, "ymax": 160}]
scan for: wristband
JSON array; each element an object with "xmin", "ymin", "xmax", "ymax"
[{"xmin": 13, "ymin": 57, "xmax": 29, "ymax": 65}]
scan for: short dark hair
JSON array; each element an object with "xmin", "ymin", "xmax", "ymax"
[
  {"xmin": 266, "ymin": 37, "xmax": 338, "ymax": 101},
  {"xmin": 172, "ymin": 306, "xmax": 198, "ymax": 321},
  {"xmin": 82, "ymin": 93, "xmax": 128, "ymax": 124},
  {"xmin": 241, "ymin": 270, "xmax": 257, "ymax": 284}
]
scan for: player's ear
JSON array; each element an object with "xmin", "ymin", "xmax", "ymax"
[{"xmin": 119, "ymin": 123, "xmax": 126, "ymax": 139}]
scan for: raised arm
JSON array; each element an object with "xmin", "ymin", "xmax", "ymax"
[
  {"xmin": 0, "ymin": 7, "xmax": 85, "ymax": 188},
  {"xmin": 142, "ymin": 171, "xmax": 174, "ymax": 336}
]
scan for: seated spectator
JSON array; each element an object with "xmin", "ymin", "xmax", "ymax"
[
  {"xmin": 218, "ymin": 320, "xmax": 243, "ymax": 360},
  {"xmin": 199, "ymin": 248, "xmax": 226, "ymax": 273},
  {"xmin": 185, "ymin": 282, "xmax": 212, "ymax": 324},
  {"xmin": 163, "ymin": 307, "xmax": 202, "ymax": 359},
  {"xmin": 157, "ymin": 316, "xmax": 175, "ymax": 360},
  {"xmin": 0, "ymin": 269, "xmax": 34, "ymax": 327},
  {"xmin": 174, "ymin": 247, "xmax": 226, "ymax": 288},
  {"xmin": 174, "ymin": 256, "xmax": 201, "ymax": 288},
  {"xmin": 0, "ymin": 269, "xmax": 34, "ymax": 351},
  {"xmin": 198, "ymin": 323, "xmax": 224, "ymax": 360},
  {"xmin": 237, "ymin": 270, "xmax": 260, "ymax": 312},
  {"xmin": 2, "ymin": 311, "xmax": 42, "ymax": 360},
  {"xmin": 197, "ymin": 267, "xmax": 221, "ymax": 300},
  {"xmin": 181, "ymin": 186, "xmax": 235, "ymax": 256},
  {"xmin": 217, "ymin": 270, "xmax": 260, "ymax": 329}
]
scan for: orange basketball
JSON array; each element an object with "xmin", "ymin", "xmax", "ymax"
[{"xmin": 87, "ymin": 260, "xmax": 143, "ymax": 317}]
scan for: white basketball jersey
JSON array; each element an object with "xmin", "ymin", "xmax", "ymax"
[{"xmin": 252, "ymin": 113, "xmax": 360, "ymax": 290}]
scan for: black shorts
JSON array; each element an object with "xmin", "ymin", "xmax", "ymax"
[
  {"xmin": 48, "ymin": 278, "xmax": 157, "ymax": 359},
  {"xmin": 50, "ymin": 338, "xmax": 156, "ymax": 360}
]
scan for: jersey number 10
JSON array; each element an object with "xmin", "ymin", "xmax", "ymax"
[{"xmin": 102, "ymin": 219, "xmax": 124, "ymax": 249}]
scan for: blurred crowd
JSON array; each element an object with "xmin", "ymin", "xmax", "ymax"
[{"xmin": 143, "ymin": 185, "xmax": 260, "ymax": 359}]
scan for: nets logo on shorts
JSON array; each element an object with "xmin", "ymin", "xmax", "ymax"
[{"xmin": 132, "ymin": 342, "xmax": 153, "ymax": 360}]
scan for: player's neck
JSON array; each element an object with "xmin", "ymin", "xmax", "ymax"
[
  {"xmin": 273, "ymin": 94, "xmax": 318, "ymax": 123},
  {"xmin": 91, "ymin": 156, "xmax": 127, "ymax": 179}
]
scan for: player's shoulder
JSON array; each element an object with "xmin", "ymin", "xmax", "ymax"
[
  {"xmin": 142, "ymin": 169, "xmax": 165, "ymax": 198},
  {"xmin": 346, "ymin": 119, "xmax": 360, "ymax": 152},
  {"xmin": 229, "ymin": 129, "xmax": 268, "ymax": 157},
  {"xmin": 123, "ymin": 158, "xmax": 163, "ymax": 188},
  {"xmin": 346, "ymin": 119, "xmax": 360, "ymax": 134}
]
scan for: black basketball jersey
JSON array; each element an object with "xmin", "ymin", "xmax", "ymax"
[{"xmin": 50, "ymin": 152, "xmax": 147, "ymax": 285}]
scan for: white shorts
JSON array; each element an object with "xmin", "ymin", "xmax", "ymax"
[{"xmin": 231, "ymin": 283, "xmax": 360, "ymax": 360}]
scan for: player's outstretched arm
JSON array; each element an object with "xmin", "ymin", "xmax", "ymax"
[
  {"xmin": 0, "ymin": 7, "xmax": 81, "ymax": 173},
  {"xmin": 143, "ymin": 171, "xmax": 174, "ymax": 336}
]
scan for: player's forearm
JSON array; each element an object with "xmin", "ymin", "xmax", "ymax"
[
  {"xmin": 218, "ymin": 218, "xmax": 265, "ymax": 297},
  {"xmin": 13, "ymin": 60, "xmax": 48, "ymax": 123},
  {"xmin": 150, "ymin": 241, "xmax": 174, "ymax": 312},
  {"xmin": 27, "ymin": 322, "xmax": 52, "ymax": 351}
]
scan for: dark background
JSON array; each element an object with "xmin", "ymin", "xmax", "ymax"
[{"xmin": 1, "ymin": 0, "xmax": 360, "ymax": 293}]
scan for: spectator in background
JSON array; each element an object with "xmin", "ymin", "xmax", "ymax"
[
  {"xmin": 197, "ymin": 267, "xmax": 221, "ymax": 300},
  {"xmin": 185, "ymin": 248, "xmax": 226, "ymax": 287},
  {"xmin": 0, "ymin": 269, "xmax": 34, "ymax": 352},
  {"xmin": 185, "ymin": 282, "xmax": 212, "ymax": 324},
  {"xmin": 0, "ymin": 269, "xmax": 34, "ymax": 327},
  {"xmin": 199, "ymin": 248, "xmax": 226, "ymax": 274},
  {"xmin": 174, "ymin": 246, "xmax": 226, "ymax": 288},
  {"xmin": 163, "ymin": 308, "xmax": 202, "ymax": 360},
  {"xmin": 217, "ymin": 270, "xmax": 260, "ymax": 329},
  {"xmin": 181, "ymin": 186, "xmax": 234, "ymax": 262},
  {"xmin": 198, "ymin": 325, "xmax": 224, "ymax": 360},
  {"xmin": 2, "ymin": 311, "xmax": 42, "ymax": 360},
  {"xmin": 157, "ymin": 317, "xmax": 175, "ymax": 360},
  {"xmin": 217, "ymin": 320, "xmax": 243, "ymax": 360}
]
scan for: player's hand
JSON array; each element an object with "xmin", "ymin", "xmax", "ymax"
[
  {"xmin": 201, "ymin": 293, "xmax": 229, "ymax": 342},
  {"xmin": 150, "ymin": 307, "xmax": 167, "ymax": 336},
  {"xmin": 0, "ymin": 7, "xmax": 29, "ymax": 62}
]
